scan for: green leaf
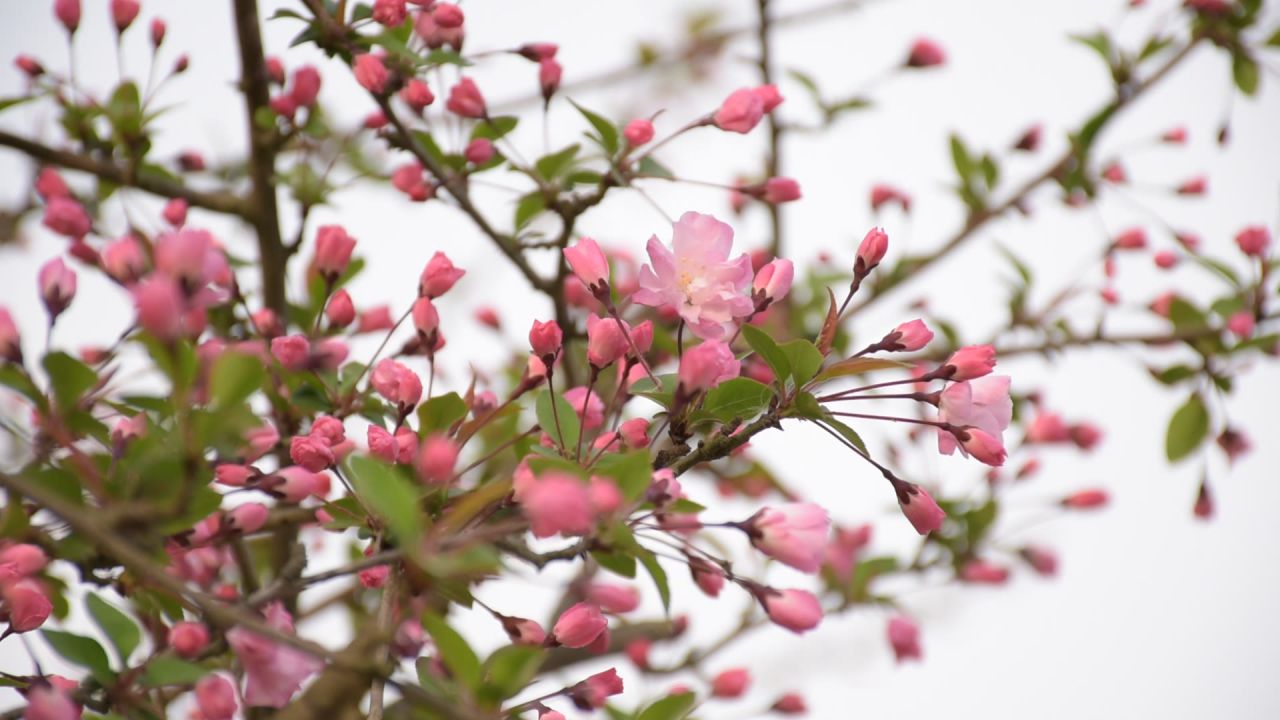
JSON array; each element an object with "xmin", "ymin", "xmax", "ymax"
[
  {"xmin": 820, "ymin": 416, "xmax": 868, "ymax": 454},
  {"xmin": 0, "ymin": 95, "xmax": 38, "ymax": 114},
  {"xmin": 812, "ymin": 357, "xmax": 909, "ymax": 385},
  {"xmin": 779, "ymin": 339, "xmax": 823, "ymax": 388},
  {"xmin": 535, "ymin": 144, "xmax": 581, "ymax": 180},
  {"xmin": 424, "ymin": 49, "xmax": 472, "ymax": 67},
  {"xmin": 481, "ymin": 645, "xmax": 544, "ymax": 703},
  {"xmin": 949, "ymin": 134, "xmax": 975, "ymax": 181},
  {"xmin": 700, "ymin": 378, "xmax": 773, "ymax": 423},
  {"xmin": 43, "ymin": 352, "xmax": 97, "ymax": 410},
  {"xmin": 42, "ymin": 629, "xmax": 113, "ymax": 682},
  {"xmin": 209, "ymin": 351, "xmax": 265, "ymax": 409},
  {"xmin": 514, "ymin": 192, "xmax": 546, "ymax": 230},
  {"xmin": 85, "ymin": 595, "xmax": 141, "ymax": 665},
  {"xmin": 636, "ymin": 156, "xmax": 674, "ymax": 180},
  {"xmin": 0, "ymin": 364, "xmax": 45, "ymax": 408},
  {"xmin": 1167, "ymin": 297, "xmax": 1206, "ymax": 330},
  {"xmin": 570, "ymin": 100, "xmax": 619, "ymax": 155},
  {"xmin": 628, "ymin": 373, "xmax": 677, "ymax": 407},
  {"xmin": 638, "ymin": 692, "xmax": 697, "ymax": 720},
  {"xmin": 418, "ymin": 392, "xmax": 468, "ymax": 433},
  {"xmin": 471, "ymin": 116, "xmax": 518, "ymax": 141},
  {"xmin": 345, "ymin": 456, "xmax": 422, "ymax": 550},
  {"xmin": 1166, "ymin": 393, "xmax": 1209, "ymax": 462},
  {"xmin": 535, "ymin": 389, "xmax": 581, "ymax": 451},
  {"xmin": 1138, "ymin": 35, "xmax": 1173, "ymax": 62},
  {"xmin": 594, "ymin": 451, "xmax": 652, "ymax": 501},
  {"xmin": 142, "ymin": 656, "xmax": 208, "ymax": 687},
  {"xmin": 849, "ymin": 556, "xmax": 898, "ymax": 601},
  {"xmin": 741, "ymin": 324, "xmax": 791, "ymax": 385},
  {"xmin": 1267, "ymin": 27, "xmax": 1280, "ymax": 47},
  {"xmin": 637, "ymin": 548, "xmax": 670, "ymax": 612},
  {"xmin": 106, "ymin": 81, "xmax": 143, "ymax": 137},
  {"xmin": 423, "ymin": 613, "xmax": 482, "ymax": 691},
  {"xmin": 1070, "ymin": 31, "xmax": 1114, "ymax": 65},
  {"xmin": 1232, "ymin": 51, "xmax": 1260, "ymax": 96},
  {"xmin": 1150, "ymin": 365, "xmax": 1197, "ymax": 385}
]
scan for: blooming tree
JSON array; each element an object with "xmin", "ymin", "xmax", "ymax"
[{"xmin": 0, "ymin": 0, "xmax": 1276, "ymax": 718}]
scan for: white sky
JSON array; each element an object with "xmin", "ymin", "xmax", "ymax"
[{"xmin": 2, "ymin": 1, "xmax": 1279, "ymax": 718}]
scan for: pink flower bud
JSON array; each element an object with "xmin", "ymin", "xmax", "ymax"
[
  {"xmin": 529, "ymin": 319, "xmax": 563, "ymax": 358},
  {"xmin": 150, "ymin": 17, "xmax": 166, "ymax": 46},
  {"xmin": 168, "ymin": 621, "xmax": 210, "ymax": 658},
  {"xmin": 586, "ymin": 583, "xmax": 640, "ymax": 614},
  {"xmin": 419, "ymin": 252, "xmax": 465, "ymax": 298},
  {"xmin": 400, "ymin": 78, "xmax": 435, "ymax": 113},
  {"xmin": 0, "ymin": 309, "xmax": 19, "ymax": 364},
  {"xmin": 763, "ymin": 177, "xmax": 802, "ymax": 204},
  {"xmin": 0, "ymin": 544, "xmax": 46, "ymax": 577},
  {"xmin": 38, "ymin": 258, "xmax": 77, "ymax": 319},
  {"xmin": 22, "ymin": 684, "xmax": 79, "ymax": 720},
  {"xmin": 625, "ymin": 638, "xmax": 651, "ymax": 669},
  {"xmin": 325, "ymin": 289, "xmax": 355, "ymax": 328},
  {"xmin": 623, "ymin": 119, "xmax": 654, "ymax": 147},
  {"xmin": 2, "ymin": 579, "xmax": 51, "ymax": 633},
  {"xmin": 539, "ymin": 57, "xmax": 562, "ymax": 101},
  {"xmin": 412, "ymin": 297, "xmax": 440, "ymax": 339},
  {"xmin": 465, "ymin": 137, "xmax": 494, "ymax": 164},
  {"xmin": 263, "ymin": 57, "xmax": 286, "ymax": 85},
  {"xmin": 906, "ymin": 38, "xmax": 946, "ymax": 68},
  {"xmin": 754, "ymin": 84, "xmax": 784, "ymax": 112},
  {"xmin": 1062, "ymin": 488, "xmax": 1108, "ymax": 509},
  {"xmin": 713, "ymin": 87, "xmax": 766, "ymax": 134},
  {"xmin": 214, "ymin": 463, "xmax": 253, "ymax": 487},
  {"xmin": 1102, "ymin": 162, "xmax": 1127, "ymax": 184},
  {"xmin": 944, "ymin": 344, "xmax": 996, "ymax": 381},
  {"xmin": 958, "ymin": 427, "xmax": 1007, "ymax": 466},
  {"xmin": 523, "ymin": 472, "xmax": 594, "ymax": 537},
  {"xmin": 371, "ymin": 359, "xmax": 423, "ymax": 409},
  {"xmin": 517, "ymin": 43, "xmax": 558, "ymax": 61},
  {"xmin": 588, "ymin": 476, "xmax": 623, "ymax": 515},
  {"xmin": 504, "ymin": 616, "xmax": 547, "ymax": 645},
  {"xmin": 856, "ymin": 227, "xmax": 889, "ymax": 273},
  {"xmin": 563, "ymin": 237, "xmax": 610, "ymax": 292},
  {"xmin": 433, "ymin": 3, "xmax": 464, "ymax": 27},
  {"xmin": 629, "ymin": 320, "xmax": 654, "ymax": 355},
  {"xmin": 227, "ymin": 503, "xmax": 269, "ymax": 534},
  {"xmin": 392, "ymin": 619, "xmax": 426, "ymax": 658},
  {"xmin": 102, "ymin": 235, "xmax": 148, "ymax": 283},
  {"xmin": 372, "ymin": 0, "xmax": 408, "ymax": 26},
  {"xmin": 15, "ymin": 55, "xmax": 45, "ymax": 78},
  {"xmin": 678, "ymin": 340, "xmax": 740, "ymax": 394},
  {"xmin": 446, "ymin": 77, "xmax": 486, "ymax": 118},
  {"xmin": 111, "ymin": 0, "xmax": 140, "ymax": 32},
  {"xmin": 195, "ymin": 674, "xmax": 238, "ymax": 720},
  {"xmin": 570, "ymin": 668, "xmax": 624, "ymax": 710},
  {"xmin": 354, "ymin": 54, "xmax": 389, "ymax": 93},
  {"xmin": 42, "ymin": 196, "xmax": 91, "ymax": 238},
  {"xmin": 1161, "ymin": 126, "xmax": 1187, "ymax": 144},
  {"xmin": 1227, "ymin": 311, "xmax": 1254, "ymax": 338},
  {"xmin": 110, "ymin": 413, "xmax": 146, "ymax": 450},
  {"xmin": 887, "ymin": 615, "xmax": 921, "ymax": 661},
  {"xmin": 749, "ymin": 258, "xmax": 794, "ymax": 309},
  {"xmin": 1072, "ymin": 423, "xmax": 1102, "ymax": 450},
  {"xmin": 1021, "ymin": 545, "xmax": 1058, "ymax": 576},
  {"xmin": 35, "ymin": 168, "xmax": 69, "ymax": 199},
  {"xmin": 271, "ymin": 335, "xmax": 311, "ymax": 371},
  {"xmin": 1113, "ymin": 227, "xmax": 1147, "ymax": 250},
  {"xmin": 312, "ymin": 225, "xmax": 356, "ymax": 280},
  {"xmin": 359, "ymin": 564, "xmax": 388, "ymax": 588},
  {"xmin": 162, "ymin": 197, "xmax": 188, "ymax": 227},
  {"xmin": 289, "ymin": 435, "xmax": 334, "ymax": 471},
  {"xmin": 870, "ymin": 184, "xmax": 911, "ymax": 212},
  {"xmin": 619, "ymin": 418, "xmax": 650, "ymax": 448},
  {"xmin": 416, "ymin": 434, "xmax": 459, "ymax": 485},
  {"xmin": 960, "ymin": 558, "xmax": 1010, "ymax": 584},
  {"xmin": 1194, "ymin": 480, "xmax": 1214, "ymax": 519},
  {"xmin": 711, "ymin": 668, "xmax": 751, "ymax": 698},
  {"xmin": 1235, "ymin": 225, "xmax": 1271, "ymax": 257},
  {"xmin": 772, "ymin": 693, "xmax": 807, "ymax": 714},
  {"xmin": 130, "ymin": 276, "xmax": 186, "ymax": 340},
  {"xmin": 1153, "ymin": 250, "xmax": 1179, "ymax": 269},
  {"xmin": 898, "ymin": 483, "xmax": 946, "ymax": 534},
  {"xmin": 586, "ymin": 314, "xmax": 628, "ymax": 369},
  {"xmin": 762, "ymin": 588, "xmax": 822, "ymax": 634},
  {"xmin": 1013, "ymin": 123, "xmax": 1042, "ymax": 151},
  {"xmin": 1176, "ymin": 176, "xmax": 1207, "ymax": 195},
  {"xmin": 552, "ymin": 601, "xmax": 607, "ymax": 648},
  {"xmin": 746, "ymin": 503, "xmax": 830, "ymax": 574},
  {"xmin": 54, "ymin": 0, "xmax": 81, "ymax": 34},
  {"xmin": 887, "ymin": 319, "xmax": 933, "ymax": 351}
]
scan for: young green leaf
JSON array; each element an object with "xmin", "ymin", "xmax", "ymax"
[
  {"xmin": 1165, "ymin": 393, "xmax": 1209, "ymax": 462},
  {"xmin": 86, "ymin": 595, "xmax": 141, "ymax": 665}
]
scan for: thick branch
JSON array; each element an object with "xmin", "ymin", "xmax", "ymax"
[{"xmin": 0, "ymin": 129, "xmax": 252, "ymax": 218}]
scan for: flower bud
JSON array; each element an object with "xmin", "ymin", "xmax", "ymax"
[
  {"xmin": 419, "ymin": 252, "xmax": 465, "ymax": 298},
  {"xmin": 38, "ymin": 258, "xmax": 77, "ymax": 320},
  {"xmin": 855, "ymin": 227, "xmax": 888, "ymax": 274},
  {"xmin": 400, "ymin": 78, "xmax": 435, "ymax": 113},
  {"xmin": 54, "ymin": 0, "xmax": 81, "ymax": 34},
  {"xmin": 887, "ymin": 615, "xmax": 921, "ymax": 661},
  {"xmin": 168, "ymin": 621, "xmax": 210, "ymax": 658},
  {"xmin": 465, "ymin": 137, "xmax": 494, "ymax": 165},
  {"xmin": 353, "ymin": 54, "xmax": 389, "ymax": 94},
  {"xmin": 713, "ymin": 87, "xmax": 765, "ymax": 134},
  {"xmin": 623, "ymin": 119, "xmax": 654, "ymax": 147},
  {"xmin": 762, "ymin": 177, "xmax": 801, "ymax": 204},
  {"xmin": 271, "ymin": 335, "xmax": 310, "ymax": 371},
  {"xmin": 552, "ymin": 602, "xmax": 607, "ymax": 648},
  {"xmin": 678, "ymin": 340, "xmax": 739, "ymax": 394},
  {"xmin": 416, "ymin": 434, "xmax": 459, "ymax": 485},
  {"xmin": 943, "ymin": 344, "xmax": 996, "ymax": 381},
  {"xmin": 906, "ymin": 37, "xmax": 945, "ymax": 67},
  {"xmin": 325, "ymin": 289, "xmax": 355, "ymax": 328},
  {"xmin": 746, "ymin": 503, "xmax": 830, "ymax": 574},
  {"xmin": 111, "ymin": 0, "xmax": 140, "ymax": 32},
  {"xmin": 195, "ymin": 674, "xmax": 238, "ymax": 720},
  {"xmin": 711, "ymin": 668, "xmax": 751, "ymax": 698},
  {"xmin": 897, "ymin": 483, "xmax": 946, "ymax": 534},
  {"xmin": 563, "ymin": 238, "xmax": 610, "ymax": 293},
  {"xmin": 761, "ymin": 588, "xmax": 822, "ymax": 634},
  {"xmin": 446, "ymin": 77, "xmax": 486, "ymax": 118},
  {"xmin": 528, "ymin": 319, "xmax": 563, "ymax": 359}
]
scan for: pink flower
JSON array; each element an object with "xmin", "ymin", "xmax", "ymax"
[
  {"xmin": 523, "ymin": 473, "xmax": 594, "ymax": 538},
  {"xmin": 772, "ymin": 693, "xmax": 807, "ymax": 714},
  {"xmin": 289, "ymin": 436, "xmax": 334, "ymax": 471},
  {"xmin": 314, "ymin": 225, "xmax": 356, "ymax": 279},
  {"xmin": 227, "ymin": 503, "xmax": 269, "ymax": 534},
  {"xmin": 446, "ymin": 77, "xmax": 487, "ymax": 118},
  {"xmin": 111, "ymin": 0, "xmax": 140, "ymax": 31},
  {"xmin": 754, "ymin": 84, "xmax": 784, "ymax": 112},
  {"xmin": 960, "ymin": 559, "xmax": 1010, "ymax": 584},
  {"xmin": 162, "ymin": 198, "xmax": 188, "ymax": 226},
  {"xmin": 883, "ymin": 318, "xmax": 933, "ymax": 351},
  {"xmin": 416, "ymin": 434, "xmax": 459, "ymax": 485},
  {"xmin": 154, "ymin": 228, "xmax": 223, "ymax": 287},
  {"xmin": 1026, "ymin": 412, "xmax": 1070, "ymax": 443},
  {"xmin": 635, "ymin": 212, "xmax": 754, "ymax": 338},
  {"xmin": 943, "ymin": 345, "xmax": 996, "ymax": 381},
  {"xmin": 539, "ymin": 57, "xmax": 562, "ymax": 101},
  {"xmin": 419, "ymin": 251, "xmax": 465, "ymax": 298},
  {"xmin": 1113, "ymin": 227, "xmax": 1147, "ymax": 250},
  {"xmin": 906, "ymin": 38, "xmax": 946, "ymax": 67},
  {"xmin": 886, "ymin": 615, "xmax": 921, "ymax": 661},
  {"xmin": 589, "ymin": 476, "xmax": 624, "ymax": 514},
  {"xmin": 271, "ymin": 335, "xmax": 311, "ymax": 371},
  {"xmin": 325, "ymin": 289, "xmax": 355, "ymax": 328},
  {"xmin": 564, "ymin": 237, "xmax": 610, "ymax": 293},
  {"xmin": 102, "ymin": 235, "xmax": 148, "ymax": 283},
  {"xmin": 690, "ymin": 558, "xmax": 725, "ymax": 597},
  {"xmin": 586, "ymin": 583, "xmax": 640, "ymax": 614},
  {"xmin": 713, "ymin": 88, "xmax": 766, "ymax": 134},
  {"xmin": 168, "ymin": 621, "xmax": 210, "ymax": 658},
  {"xmin": 0, "ymin": 544, "xmax": 47, "ymax": 576},
  {"xmin": 898, "ymin": 484, "xmax": 946, "ymax": 535},
  {"xmin": 552, "ymin": 602, "xmax": 607, "ymax": 648},
  {"xmin": 619, "ymin": 418, "xmax": 650, "ymax": 448},
  {"xmin": 678, "ymin": 340, "xmax": 740, "ymax": 393},
  {"xmin": 22, "ymin": 684, "xmax": 80, "ymax": 720},
  {"xmin": 195, "ymin": 674, "xmax": 239, "ymax": 720},
  {"xmin": 586, "ymin": 314, "xmax": 629, "ymax": 369},
  {"xmin": 288, "ymin": 66, "xmax": 321, "ymax": 107},
  {"xmin": 824, "ymin": 524, "xmax": 872, "ymax": 583},
  {"xmin": 572, "ymin": 668, "xmax": 624, "ymax": 708},
  {"xmin": 503, "ymin": 616, "xmax": 547, "ymax": 645},
  {"xmin": 1235, "ymin": 225, "xmax": 1270, "ymax": 257},
  {"xmin": 762, "ymin": 588, "xmax": 823, "ymax": 633},
  {"xmin": 937, "ymin": 375, "xmax": 1011, "ymax": 456},
  {"xmin": 400, "ymin": 78, "xmax": 435, "ymax": 113},
  {"xmin": 353, "ymin": 54, "xmax": 389, "ymax": 93},
  {"xmin": 371, "ymin": 359, "xmax": 423, "ymax": 409},
  {"xmin": 529, "ymin": 319, "xmax": 563, "ymax": 359},
  {"xmin": 711, "ymin": 668, "xmax": 751, "ymax": 698},
  {"xmin": 465, "ymin": 137, "xmax": 494, "ymax": 164},
  {"xmin": 564, "ymin": 386, "xmax": 605, "ymax": 429},
  {"xmin": 0, "ymin": 309, "xmax": 20, "ymax": 364},
  {"xmin": 624, "ymin": 119, "xmax": 654, "ymax": 146},
  {"xmin": 1021, "ymin": 545, "xmax": 1058, "ymax": 576},
  {"xmin": 2, "ymin": 579, "xmax": 51, "ymax": 633},
  {"xmin": 132, "ymin": 276, "xmax": 186, "ymax": 340},
  {"xmin": 763, "ymin": 177, "xmax": 802, "ymax": 204},
  {"xmin": 747, "ymin": 503, "xmax": 830, "ymax": 574},
  {"xmin": 1227, "ymin": 311, "xmax": 1254, "ymax": 338},
  {"xmin": 54, "ymin": 0, "xmax": 81, "ymax": 34},
  {"xmin": 856, "ymin": 227, "xmax": 889, "ymax": 273},
  {"xmin": 35, "ymin": 168, "xmax": 70, "ymax": 200},
  {"xmin": 870, "ymin": 184, "xmax": 911, "ymax": 212},
  {"xmin": 38, "ymin": 258, "xmax": 77, "ymax": 319},
  {"xmin": 412, "ymin": 297, "xmax": 440, "ymax": 340},
  {"xmin": 752, "ymin": 258, "xmax": 794, "ymax": 308},
  {"xmin": 1176, "ymin": 176, "xmax": 1207, "ymax": 195},
  {"xmin": 227, "ymin": 603, "xmax": 323, "ymax": 708},
  {"xmin": 1062, "ymin": 489, "xmax": 1108, "ymax": 509},
  {"xmin": 1153, "ymin": 250, "xmax": 1179, "ymax": 269},
  {"xmin": 372, "ymin": 0, "xmax": 407, "ymax": 26}
]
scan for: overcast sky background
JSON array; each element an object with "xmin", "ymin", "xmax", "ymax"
[{"xmin": 2, "ymin": 0, "xmax": 1279, "ymax": 718}]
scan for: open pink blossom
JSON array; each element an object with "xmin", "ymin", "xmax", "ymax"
[
  {"xmin": 227, "ymin": 602, "xmax": 323, "ymax": 708},
  {"xmin": 634, "ymin": 212, "xmax": 754, "ymax": 339},
  {"xmin": 746, "ymin": 503, "xmax": 830, "ymax": 573},
  {"xmin": 937, "ymin": 375, "xmax": 1012, "ymax": 456}
]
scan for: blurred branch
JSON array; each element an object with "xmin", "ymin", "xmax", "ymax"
[
  {"xmin": 756, "ymin": 0, "xmax": 785, "ymax": 257},
  {"xmin": 0, "ymin": 129, "xmax": 252, "ymax": 218}
]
